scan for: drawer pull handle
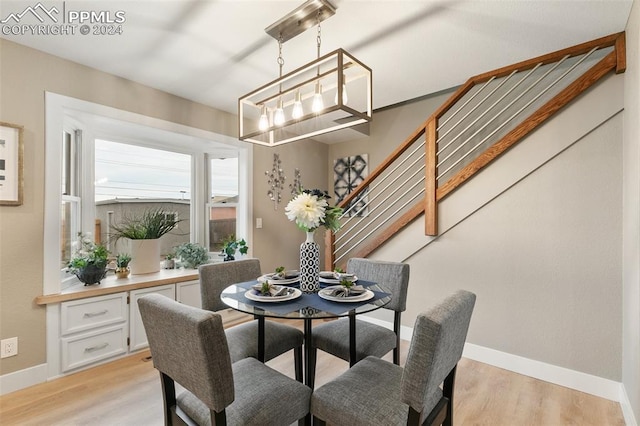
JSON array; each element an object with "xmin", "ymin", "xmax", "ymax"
[
  {"xmin": 83, "ymin": 310, "xmax": 108, "ymax": 318},
  {"xmin": 84, "ymin": 343, "xmax": 109, "ymax": 352}
]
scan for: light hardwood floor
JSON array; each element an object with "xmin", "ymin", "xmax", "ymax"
[{"xmin": 0, "ymin": 336, "xmax": 625, "ymax": 425}]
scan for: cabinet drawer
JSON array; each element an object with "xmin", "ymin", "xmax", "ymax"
[
  {"xmin": 61, "ymin": 293, "xmax": 127, "ymax": 336},
  {"xmin": 61, "ymin": 324, "xmax": 127, "ymax": 372}
]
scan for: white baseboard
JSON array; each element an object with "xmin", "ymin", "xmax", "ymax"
[
  {"xmin": 462, "ymin": 343, "xmax": 622, "ymax": 401},
  {"xmin": 0, "ymin": 363, "xmax": 48, "ymax": 396},
  {"xmin": 360, "ymin": 314, "xmax": 630, "ymax": 409},
  {"xmin": 620, "ymin": 384, "xmax": 639, "ymax": 426}
]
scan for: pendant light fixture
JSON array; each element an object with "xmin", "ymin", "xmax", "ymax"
[{"xmin": 238, "ymin": 0, "xmax": 372, "ymax": 147}]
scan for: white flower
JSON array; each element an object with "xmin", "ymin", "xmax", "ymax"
[{"xmin": 285, "ymin": 192, "xmax": 328, "ymax": 232}]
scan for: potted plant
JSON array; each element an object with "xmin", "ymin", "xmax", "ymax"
[
  {"xmin": 175, "ymin": 242, "xmax": 209, "ymax": 269},
  {"xmin": 221, "ymin": 235, "xmax": 248, "ymax": 261},
  {"xmin": 163, "ymin": 252, "xmax": 176, "ymax": 269},
  {"xmin": 110, "ymin": 208, "xmax": 182, "ymax": 274},
  {"xmin": 115, "ymin": 253, "xmax": 132, "ymax": 279},
  {"xmin": 67, "ymin": 232, "xmax": 109, "ymax": 286}
]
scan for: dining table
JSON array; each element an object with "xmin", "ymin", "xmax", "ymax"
[{"xmin": 220, "ymin": 277, "xmax": 392, "ymax": 388}]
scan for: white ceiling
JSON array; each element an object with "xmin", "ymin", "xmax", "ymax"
[{"xmin": 1, "ymin": 0, "xmax": 633, "ymax": 115}]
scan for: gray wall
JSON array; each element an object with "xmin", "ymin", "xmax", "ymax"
[
  {"xmin": 407, "ymin": 113, "xmax": 622, "ymax": 380},
  {"xmin": 333, "ymin": 71, "xmax": 624, "ymax": 383},
  {"xmin": 622, "ymin": 0, "xmax": 640, "ymax": 420}
]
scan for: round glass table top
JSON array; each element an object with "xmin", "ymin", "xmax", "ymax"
[{"xmin": 221, "ymin": 280, "xmax": 392, "ymax": 320}]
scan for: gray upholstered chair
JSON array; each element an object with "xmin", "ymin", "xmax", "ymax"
[
  {"xmin": 310, "ymin": 289, "xmax": 476, "ymax": 426},
  {"xmin": 138, "ymin": 293, "xmax": 311, "ymax": 426},
  {"xmin": 199, "ymin": 259, "xmax": 304, "ymax": 381},
  {"xmin": 309, "ymin": 258, "xmax": 410, "ymax": 385}
]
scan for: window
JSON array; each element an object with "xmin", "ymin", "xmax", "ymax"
[
  {"xmin": 207, "ymin": 156, "xmax": 239, "ymax": 253},
  {"xmin": 60, "ymin": 129, "xmax": 81, "ymax": 275},
  {"xmin": 94, "ymin": 139, "xmax": 192, "ymax": 256},
  {"xmin": 44, "ymin": 93, "xmax": 252, "ymax": 294}
]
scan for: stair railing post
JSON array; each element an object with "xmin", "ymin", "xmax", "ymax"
[{"xmin": 425, "ymin": 118, "xmax": 438, "ymax": 236}]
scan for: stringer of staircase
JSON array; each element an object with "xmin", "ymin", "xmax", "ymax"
[{"xmin": 326, "ymin": 32, "xmax": 626, "ymax": 270}]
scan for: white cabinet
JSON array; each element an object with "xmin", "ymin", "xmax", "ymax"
[
  {"xmin": 176, "ymin": 280, "xmax": 201, "ymax": 308},
  {"xmin": 129, "ymin": 285, "xmax": 175, "ymax": 351},
  {"xmin": 47, "ymin": 272, "xmax": 201, "ymax": 376},
  {"xmin": 59, "ymin": 293, "xmax": 128, "ymax": 372}
]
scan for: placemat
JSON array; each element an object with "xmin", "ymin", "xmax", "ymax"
[{"xmin": 223, "ymin": 280, "xmax": 391, "ymax": 316}]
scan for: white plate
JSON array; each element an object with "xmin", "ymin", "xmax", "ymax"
[
  {"xmin": 318, "ymin": 286, "xmax": 374, "ymax": 303},
  {"xmin": 257, "ymin": 271, "xmax": 300, "ymax": 285},
  {"xmin": 245, "ymin": 287, "xmax": 302, "ymax": 302},
  {"xmin": 319, "ymin": 275, "xmax": 358, "ymax": 285}
]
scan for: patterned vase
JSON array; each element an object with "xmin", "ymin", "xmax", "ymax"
[{"xmin": 299, "ymin": 231, "xmax": 320, "ymax": 293}]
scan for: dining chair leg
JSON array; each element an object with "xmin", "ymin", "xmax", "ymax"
[
  {"xmin": 294, "ymin": 346, "xmax": 303, "ymax": 383},
  {"xmin": 299, "ymin": 413, "xmax": 311, "ymax": 426},
  {"xmin": 312, "ymin": 416, "xmax": 326, "ymax": 426},
  {"xmin": 349, "ymin": 312, "xmax": 357, "ymax": 367},
  {"xmin": 393, "ymin": 311, "xmax": 401, "ymax": 365}
]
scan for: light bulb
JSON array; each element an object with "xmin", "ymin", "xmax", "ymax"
[
  {"xmin": 258, "ymin": 106, "xmax": 269, "ymax": 131},
  {"xmin": 292, "ymin": 90, "xmax": 304, "ymax": 119},
  {"xmin": 274, "ymin": 98, "xmax": 285, "ymax": 126},
  {"xmin": 334, "ymin": 83, "xmax": 348, "ymax": 105},
  {"xmin": 312, "ymin": 82, "xmax": 324, "ymax": 113}
]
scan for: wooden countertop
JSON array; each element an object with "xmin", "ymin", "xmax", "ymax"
[{"xmin": 35, "ymin": 268, "xmax": 199, "ymax": 305}]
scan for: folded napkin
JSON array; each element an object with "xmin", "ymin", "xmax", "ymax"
[
  {"xmin": 325, "ymin": 285, "xmax": 366, "ymax": 298},
  {"xmin": 334, "ymin": 272, "xmax": 356, "ymax": 281},
  {"xmin": 251, "ymin": 283, "xmax": 291, "ymax": 297},
  {"xmin": 270, "ymin": 270, "xmax": 299, "ymax": 280}
]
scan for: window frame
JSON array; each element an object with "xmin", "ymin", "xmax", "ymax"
[{"xmin": 44, "ymin": 92, "xmax": 252, "ymax": 295}]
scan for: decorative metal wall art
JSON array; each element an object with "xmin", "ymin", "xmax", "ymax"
[
  {"xmin": 290, "ymin": 168, "xmax": 302, "ymax": 195},
  {"xmin": 266, "ymin": 153, "xmax": 286, "ymax": 209},
  {"xmin": 333, "ymin": 154, "xmax": 368, "ymax": 216}
]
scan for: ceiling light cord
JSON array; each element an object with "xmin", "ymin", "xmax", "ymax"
[
  {"xmin": 312, "ymin": 11, "xmax": 325, "ymax": 113},
  {"xmin": 274, "ymin": 35, "xmax": 285, "ymax": 126}
]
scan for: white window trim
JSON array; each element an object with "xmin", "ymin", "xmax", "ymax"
[{"xmin": 44, "ymin": 92, "xmax": 253, "ymax": 295}]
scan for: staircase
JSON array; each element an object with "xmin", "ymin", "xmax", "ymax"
[{"xmin": 326, "ymin": 32, "xmax": 626, "ymax": 270}]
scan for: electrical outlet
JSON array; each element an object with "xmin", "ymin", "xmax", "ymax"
[{"xmin": 1, "ymin": 337, "xmax": 18, "ymax": 358}]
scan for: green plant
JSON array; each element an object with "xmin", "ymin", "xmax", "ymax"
[
  {"xmin": 109, "ymin": 208, "xmax": 181, "ymax": 241},
  {"xmin": 116, "ymin": 253, "xmax": 131, "ymax": 268},
  {"xmin": 67, "ymin": 233, "xmax": 109, "ymax": 274},
  {"xmin": 221, "ymin": 235, "xmax": 248, "ymax": 259},
  {"xmin": 175, "ymin": 242, "xmax": 209, "ymax": 269}
]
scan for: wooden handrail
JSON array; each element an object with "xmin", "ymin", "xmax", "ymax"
[
  {"xmin": 326, "ymin": 32, "xmax": 626, "ymax": 270},
  {"xmin": 437, "ymin": 49, "xmax": 618, "ymax": 201}
]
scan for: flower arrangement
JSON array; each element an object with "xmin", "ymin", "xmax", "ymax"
[
  {"xmin": 285, "ymin": 189, "xmax": 343, "ymax": 233},
  {"xmin": 67, "ymin": 233, "xmax": 109, "ymax": 274}
]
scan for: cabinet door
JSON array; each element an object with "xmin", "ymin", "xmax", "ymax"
[
  {"xmin": 129, "ymin": 285, "xmax": 175, "ymax": 351},
  {"xmin": 176, "ymin": 280, "xmax": 201, "ymax": 308}
]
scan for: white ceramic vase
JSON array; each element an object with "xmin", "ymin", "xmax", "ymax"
[{"xmin": 129, "ymin": 239, "xmax": 161, "ymax": 275}]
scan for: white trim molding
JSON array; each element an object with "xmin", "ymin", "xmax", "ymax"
[
  {"xmin": 361, "ymin": 314, "xmax": 632, "ymax": 416},
  {"xmin": 462, "ymin": 343, "xmax": 622, "ymax": 402},
  {"xmin": 0, "ymin": 363, "xmax": 48, "ymax": 396}
]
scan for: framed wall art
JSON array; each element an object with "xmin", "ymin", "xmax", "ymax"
[
  {"xmin": 0, "ymin": 122, "xmax": 24, "ymax": 206},
  {"xmin": 333, "ymin": 154, "xmax": 368, "ymax": 217}
]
